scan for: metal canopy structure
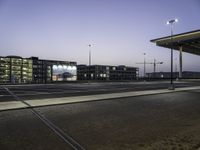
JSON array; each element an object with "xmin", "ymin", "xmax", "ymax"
[
  {"xmin": 150, "ymin": 29, "xmax": 200, "ymax": 78},
  {"xmin": 151, "ymin": 29, "xmax": 200, "ymax": 55}
]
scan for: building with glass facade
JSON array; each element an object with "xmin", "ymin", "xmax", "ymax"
[
  {"xmin": 1, "ymin": 55, "xmax": 138, "ymax": 84},
  {"xmin": 0, "ymin": 56, "xmax": 32, "ymax": 84},
  {"xmin": 0, "ymin": 56, "xmax": 77, "ymax": 84},
  {"xmin": 77, "ymin": 65, "xmax": 139, "ymax": 81},
  {"xmin": 31, "ymin": 57, "xmax": 77, "ymax": 83}
]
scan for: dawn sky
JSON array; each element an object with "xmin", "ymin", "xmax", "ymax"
[{"xmin": 0, "ymin": 0, "xmax": 200, "ymax": 75}]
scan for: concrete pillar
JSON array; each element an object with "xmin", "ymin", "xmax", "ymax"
[{"xmin": 179, "ymin": 46, "xmax": 183, "ymax": 78}]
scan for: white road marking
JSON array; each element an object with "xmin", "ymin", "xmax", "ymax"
[{"xmin": 1, "ymin": 86, "xmax": 200, "ymax": 111}]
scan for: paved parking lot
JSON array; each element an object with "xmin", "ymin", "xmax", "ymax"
[
  {"xmin": 1, "ymin": 81, "xmax": 200, "ymax": 150},
  {"xmin": 0, "ymin": 87, "xmax": 15, "ymax": 101},
  {"xmin": 1, "ymin": 80, "xmax": 200, "ymax": 102}
]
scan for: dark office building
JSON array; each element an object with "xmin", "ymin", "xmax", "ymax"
[
  {"xmin": 1, "ymin": 55, "xmax": 138, "ymax": 83},
  {"xmin": 146, "ymin": 71, "xmax": 200, "ymax": 79},
  {"xmin": 31, "ymin": 57, "xmax": 77, "ymax": 83},
  {"xmin": 0, "ymin": 56, "xmax": 77, "ymax": 84},
  {"xmin": 77, "ymin": 65, "xmax": 139, "ymax": 81}
]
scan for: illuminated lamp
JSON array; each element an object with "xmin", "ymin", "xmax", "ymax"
[
  {"xmin": 67, "ymin": 66, "xmax": 72, "ymax": 70},
  {"xmin": 72, "ymin": 66, "xmax": 77, "ymax": 70},
  {"xmin": 58, "ymin": 65, "xmax": 62, "ymax": 69},
  {"xmin": 53, "ymin": 65, "xmax": 58, "ymax": 70},
  {"xmin": 63, "ymin": 65, "xmax": 67, "ymax": 69}
]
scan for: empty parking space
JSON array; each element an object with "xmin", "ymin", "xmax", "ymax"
[
  {"xmin": 2, "ymin": 81, "xmax": 200, "ymax": 101},
  {"xmin": 0, "ymin": 87, "xmax": 16, "ymax": 102},
  {"xmin": 1, "ymin": 82, "xmax": 200, "ymax": 149},
  {"xmin": 35, "ymin": 90, "xmax": 200, "ymax": 149},
  {"xmin": 0, "ymin": 109, "xmax": 73, "ymax": 150}
]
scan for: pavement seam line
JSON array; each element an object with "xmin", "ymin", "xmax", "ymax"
[{"xmin": 2, "ymin": 87, "xmax": 86, "ymax": 150}]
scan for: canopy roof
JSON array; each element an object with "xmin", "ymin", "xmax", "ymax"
[{"xmin": 151, "ymin": 30, "xmax": 200, "ymax": 55}]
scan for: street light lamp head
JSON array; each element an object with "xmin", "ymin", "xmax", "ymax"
[{"xmin": 167, "ymin": 19, "xmax": 178, "ymax": 25}]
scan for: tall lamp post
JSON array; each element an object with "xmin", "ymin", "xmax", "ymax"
[
  {"xmin": 167, "ymin": 19, "xmax": 178, "ymax": 90},
  {"xmin": 143, "ymin": 53, "xmax": 146, "ymax": 78},
  {"xmin": 88, "ymin": 44, "xmax": 91, "ymax": 66}
]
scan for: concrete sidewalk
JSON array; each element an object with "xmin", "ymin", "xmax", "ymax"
[{"xmin": 1, "ymin": 86, "xmax": 200, "ymax": 111}]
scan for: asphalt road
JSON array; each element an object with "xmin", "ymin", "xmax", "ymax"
[
  {"xmin": 1, "ymin": 80, "xmax": 200, "ymax": 102},
  {"xmin": 1, "ymin": 86, "xmax": 200, "ymax": 149}
]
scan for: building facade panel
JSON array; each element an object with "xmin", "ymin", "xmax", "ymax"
[
  {"xmin": 77, "ymin": 65, "xmax": 138, "ymax": 81},
  {"xmin": 31, "ymin": 57, "xmax": 77, "ymax": 83},
  {"xmin": 0, "ymin": 57, "xmax": 11, "ymax": 83},
  {"xmin": 0, "ymin": 56, "xmax": 33, "ymax": 84},
  {"xmin": 146, "ymin": 71, "xmax": 200, "ymax": 79},
  {"xmin": 0, "ymin": 56, "xmax": 77, "ymax": 84}
]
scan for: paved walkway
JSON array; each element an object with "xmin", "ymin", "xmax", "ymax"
[{"xmin": 1, "ymin": 86, "xmax": 200, "ymax": 111}]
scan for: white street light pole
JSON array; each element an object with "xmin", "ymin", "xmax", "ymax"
[
  {"xmin": 88, "ymin": 44, "xmax": 91, "ymax": 66},
  {"xmin": 167, "ymin": 19, "xmax": 178, "ymax": 90},
  {"xmin": 143, "ymin": 53, "xmax": 146, "ymax": 78}
]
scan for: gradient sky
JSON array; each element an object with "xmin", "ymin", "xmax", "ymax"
[{"xmin": 0, "ymin": 0, "xmax": 200, "ymax": 75}]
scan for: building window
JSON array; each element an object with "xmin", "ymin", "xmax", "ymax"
[{"xmin": 91, "ymin": 73, "xmax": 94, "ymax": 78}]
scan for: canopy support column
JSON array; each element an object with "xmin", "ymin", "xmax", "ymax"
[{"xmin": 179, "ymin": 46, "xmax": 183, "ymax": 78}]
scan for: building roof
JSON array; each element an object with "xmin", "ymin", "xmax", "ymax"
[
  {"xmin": 77, "ymin": 64, "xmax": 138, "ymax": 69},
  {"xmin": 150, "ymin": 29, "xmax": 200, "ymax": 55},
  {"xmin": 6, "ymin": 55, "xmax": 23, "ymax": 59}
]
